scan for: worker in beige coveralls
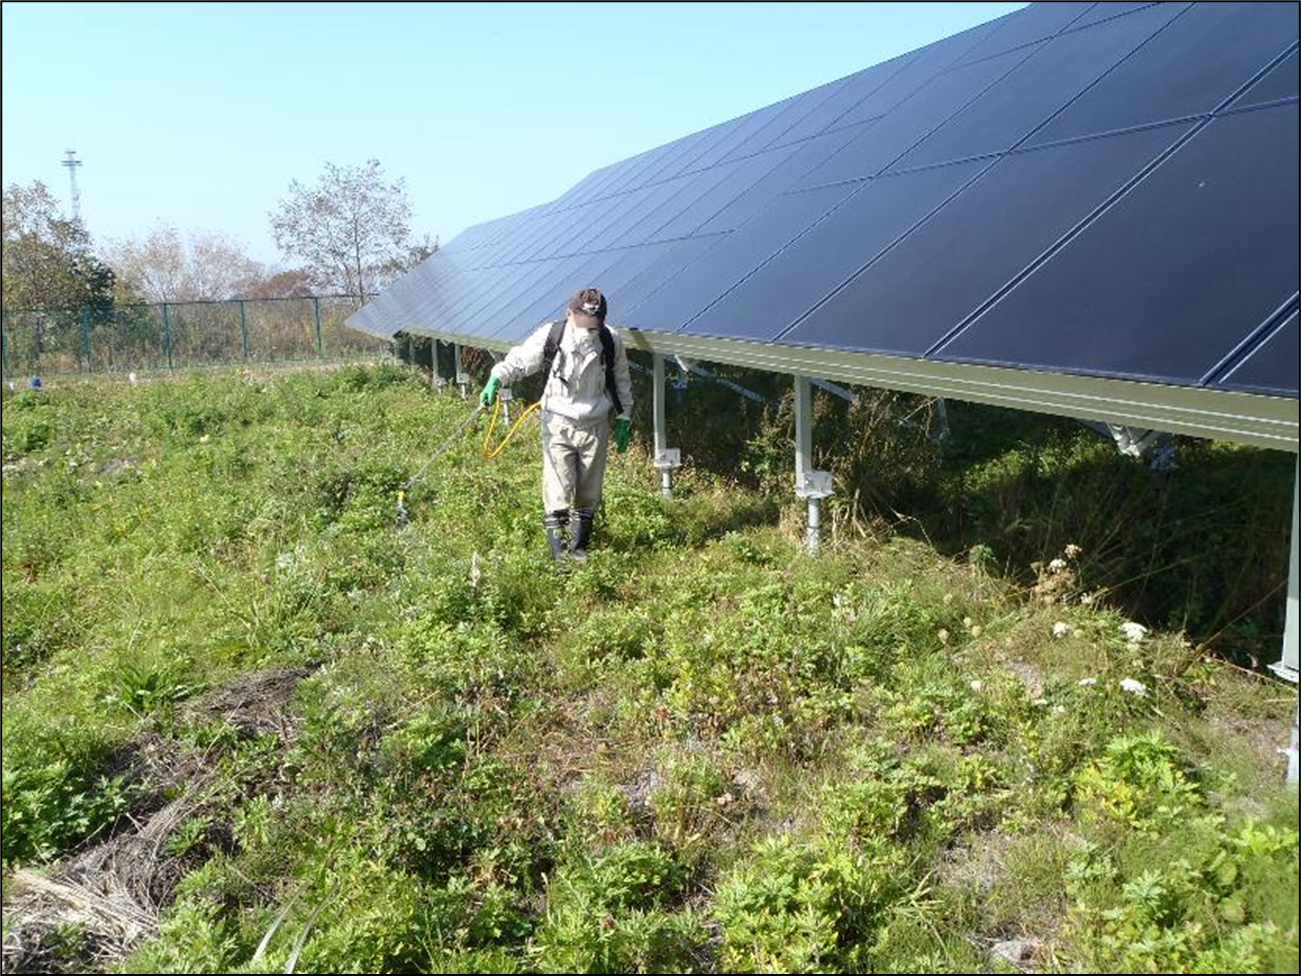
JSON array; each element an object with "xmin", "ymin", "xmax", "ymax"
[{"xmin": 478, "ymin": 288, "xmax": 633, "ymax": 565}]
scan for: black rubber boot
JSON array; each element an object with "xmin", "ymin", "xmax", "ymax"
[
  {"xmin": 544, "ymin": 509, "xmax": 569, "ymax": 565},
  {"xmin": 570, "ymin": 508, "xmax": 594, "ymax": 564}
]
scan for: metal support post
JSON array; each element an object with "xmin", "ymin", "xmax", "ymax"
[
  {"xmin": 933, "ymin": 398, "xmax": 951, "ymax": 442},
  {"xmin": 313, "ymin": 297, "xmax": 324, "ymax": 357},
  {"xmin": 428, "ymin": 339, "xmax": 444, "ymax": 390},
  {"xmin": 239, "ymin": 300, "xmax": 250, "ymax": 360},
  {"xmin": 794, "ymin": 375, "xmax": 834, "ymax": 554},
  {"xmin": 1270, "ymin": 459, "xmax": 1299, "ymax": 783},
  {"xmin": 652, "ymin": 353, "xmax": 681, "ymax": 495},
  {"xmin": 453, "ymin": 343, "xmax": 468, "ymax": 399},
  {"xmin": 162, "ymin": 302, "xmax": 174, "ymax": 370},
  {"xmin": 795, "ymin": 374, "xmax": 813, "ymax": 486}
]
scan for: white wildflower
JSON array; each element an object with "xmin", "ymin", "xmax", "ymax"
[
  {"xmin": 1119, "ymin": 677, "xmax": 1148, "ymax": 697},
  {"xmin": 1048, "ymin": 558, "xmax": 1068, "ymax": 573},
  {"xmin": 937, "ymin": 629, "xmax": 950, "ymax": 645},
  {"xmin": 1053, "ymin": 622, "xmax": 1070, "ymax": 638},
  {"xmin": 1032, "ymin": 698, "xmax": 1049, "ymax": 707},
  {"xmin": 1064, "ymin": 544, "xmax": 1083, "ymax": 559},
  {"xmin": 970, "ymin": 679, "xmax": 984, "ymax": 693},
  {"xmin": 1078, "ymin": 677, "xmax": 1098, "ymax": 687},
  {"xmin": 1119, "ymin": 621, "xmax": 1148, "ymax": 642},
  {"xmin": 970, "ymin": 625, "xmax": 982, "ymax": 638}
]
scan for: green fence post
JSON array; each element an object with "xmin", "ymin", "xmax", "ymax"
[
  {"xmin": 239, "ymin": 300, "xmax": 250, "ymax": 360},
  {"xmin": 163, "ymin": 302, "xmax": 174, "ymax": 370},
  {"xmin": 313, "ymin": 297, "xmax": 323, "ymax": 358},
  {"xmin": 80, "ymin": 306, "xmax": 92, "ymax": 372}
]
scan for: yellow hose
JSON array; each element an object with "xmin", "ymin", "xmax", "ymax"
[{"xmin": 482, "ymin": 396, "xmax": 542, "ymax": 459}]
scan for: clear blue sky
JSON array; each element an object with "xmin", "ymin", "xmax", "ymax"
[{"xmin": 2, "ymin": 1, "xmax": 1023, "ymax": 264}]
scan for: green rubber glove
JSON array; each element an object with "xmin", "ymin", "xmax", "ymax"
[
  {"xmin": 614, "ymin": 417, "xmax": 631, "ymax": 453},
  {"xmin": 479, "ymin": 376, "xmax": 501, "ymax": 408}
]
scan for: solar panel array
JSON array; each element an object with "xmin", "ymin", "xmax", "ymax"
[{"xmin": 350, "ymin": 2, "xmax": 1299, "ymax": 402}]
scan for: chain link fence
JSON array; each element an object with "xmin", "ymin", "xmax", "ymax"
[{"xmin": 2, "ymin": 296, "xmax": 392, "ymax": 379}]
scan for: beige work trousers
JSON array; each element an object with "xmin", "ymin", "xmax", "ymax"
[{"xmin": 541, "ymin": 411, "xmax": 611, "ymax": 513}]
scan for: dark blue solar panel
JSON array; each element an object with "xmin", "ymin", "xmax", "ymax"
[
  {"xmin": 621, "ymin": 183, "xmax": 855, "ymax": 333},
  {"xmin": 1215, "ymin": 310, "xmax": 1299, "ymax": 396},
  {"xmin": 645, "ymin": 146, "xmax": 799, "ymax": 243},
  {"xmin": 936, "ymin": 104, "xmax": 1299, "ymax": 385},
  {"xmin": 624, "ymin": 128, "xmax": 724, "ymax": 191},
  {"xmin": 890, "ymin": 2, "xmax": 1182, "ymax": 170},
  {"xmin": 444, "ymin": 266, "xmax": 517, "ymax": 329},
  {"xmin": 719, "ymin": 87, "xmax": 837, "ymax": 164},
  {"xmin": 770, "ymin": 59, "xmax": 908, "ymax": 147},
  {"xmin": 1229, "ymin": 48, "xmax": 1298, "ymax": 109},
  {"xmin": 491, "ymin": 206, "xmax": 578, "ymax": 265},
  {"xmin": 783, "ymin": 122, "xmax": 1188, "ymax": 356},
  {"xmin": 1027, "ymin": 1, "xmax": 1299, "ymax": 146},
  {"xmin": 595, "ymin": 138, "xmax": 700, "ymax": 200},
  {"xmin": 530, "ymin": 197, "xmax": 630, "ymax": 261},
  {"xmin": 677, "ymin": 103, "xmax": 791, "ymax": 175},
  {"xmin": 799, "ymin": 46, "xmax": 1040, "ymax": 188},
  {"xmin": 581, "ymin": 177, "xmax": 701, "ymax": 252},
  {"xmin": 548, "ymin": 166, "xmax": 617, "ymax": 211},
  {"xmin": 468, "ymin": 259, "xmax": 572, "ymax": 336},
  {"xmin": 457, "ymin": 260, "xmax": 563, "ymax": 334},
  {"xmin": 430, "ymin": 268, "xmax": 500, "ymax": 337},
  {"xmin": 948, "ymin": 1, "xmax": 1093, "ymax": 67},
  {"xmin": 684, "ymin": 159, "xmax": 987, "ymax": 341},
  {"xmin": 695, "ymin": 128, "xmax": 862, "ymax": 234},
  {"xmin": 832, "ymin": 22, "xmax": 1004, "ymax": 130},
  {"xmin": 1071, "ymin": 3, "xmax": 1165, "ymax": 31},
  {"xmin": 495, "ymin": 241, "xmax": 680, "ymax": 342},
  {"xmin": 616, "ymin": 236, "xmax": 726, "ymax": 318},
  {"xmin": 491, "ymin": 249, "xmax": 634, "ymax": 340}
]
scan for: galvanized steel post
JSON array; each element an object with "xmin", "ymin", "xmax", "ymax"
[
  {"xmin": 652, "ymin": 353, "xmax": 680, "ymax": 495},
  {"xmin": 162, "ymin": 302, "xmax": 174, "ymax": 370},
  {"xmin": 313, "ymin": 297, "xmax": 323, "ymax": 357},
  {"xmin": 793, "ymin": 375, "xmax": 833, "ymax": 554},
  {"xmin": 453, "ymin": 343, "xmax": 468, "ymax": 399},
  {"xmin": 239, "ymin": 300, "xmax": 250, "ymax": 360},
  {"xmin": 1273, "ymin": 459, "xmax": 1299, "ymax": 782}
]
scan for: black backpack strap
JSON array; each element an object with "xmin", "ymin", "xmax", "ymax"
[
  {"xmin": 540, "ymin": 319, "xmax": 567, "ymax": 387},
  {"xmin": 599, "ymin": 325, "xmax": 624, "ymax": 416}
]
